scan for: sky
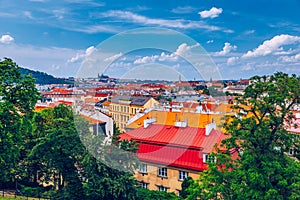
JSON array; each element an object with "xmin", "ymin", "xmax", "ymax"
[{"xmin": 0, "ymin": 0, "xmax": 300, "ymax": 80}]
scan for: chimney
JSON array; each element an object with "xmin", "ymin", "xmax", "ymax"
[
  {"xmin": 174, "ymin": 121, "xmax": 187, "ymax": 128},
  {"xmin": 144, "ymin": 118, "xmax": 156, "ymax": 128},
  {"xmin": 205, "ymin": 122, "xmax": 216, "ymax": 136}
]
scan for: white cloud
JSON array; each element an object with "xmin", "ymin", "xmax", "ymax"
[
  {"xmin": 244, "ymin": 30, "xmax": 255, "ymax": 35},
  {"xmin": 171, "ymin": 6, "xmax": 195, "ymax": 14},
  {"xmin": 0, "ymin": 43, "xmax": 81, "ymax": 77},
  {"xmin": 207, "ymin": 40, "xmax": 214, "ymax": 44},
  {"xmin": 198, "ymin": 7, "xmax": 223, "ymax": 19},
  {"xmin": 174, "ymin": 43, "xmax": 200, "ymax": 56},
  {"xmin": 279, "ymin": 53, "xmax": 300, "ymax": 63},
  {"xmin": 68, "ymin": 46, "xmax": 96, "ymax": 63},
  {"xmin": 68, "ymin": 25, "xmax": 119, "ymax": 34},
  {"xmin": 134, "ymin": 55, "xmax": 160, "ymax": 64},
  {"xmin": 102, "ymin": 10, "xmax": 225, "ymax": 32},
  {"xmin": 23, "ymin": 11, "xmax": 34, "ymax": 19},
  {"xmin": 216, "ymin": 42, "xmax": 237, "ymax": 56},
  {"xmin": 227, "ymin": 56, "xmax": 239, "ymax": 65},
  {"xmin": 109, "ymin": 61, "xmax": 131, "ymax": 68},
  {"xmin": 53, "ymin": 9, "xmax": 66, "ymax": 20},
  {"xmin": 0, "ymin": 34, "xmax": 14, "ymax": 44},
  {"xmin": 104, "ymin": 52, "xmax": 123, "ymax": 62},
  {"xmin": 133, "ymin": 43, "xmax": 199, "ymax": 64},
  {"xmin": 241, "ymin": 65, "xmax": 253, "ymax": 71},
  {"xmin": 242, "ymin": 34, "xmax": 300, "ymax": 58}
]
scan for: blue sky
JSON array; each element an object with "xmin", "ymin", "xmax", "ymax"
[{"xmin": 0, "ymin": 0, "xmax": 300, "ymax": 80}]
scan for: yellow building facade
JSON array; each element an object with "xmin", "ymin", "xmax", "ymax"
[
  {"xmin": 109, "ymin": 95, "xmax": 158, "ymax": 131},
  {"xmin": 135, "ymin": 163, "xmax": 200, "ymax": 195}
]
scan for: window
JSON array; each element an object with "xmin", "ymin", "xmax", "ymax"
[
  {"xmin": 140, "ymin": 182, "xmax": 148, "ymax": 189},
  {"xmin": 203, "ymin": 153, "xmax": 216, "ymax": 163},
  {"xmin": 139, "ymin": 163, "xmax": 147, "ymax": 173},
  {"xmin": 289, "ymin": 148, "xmax": 296, "ymax": 156},
  {"xmin": 158, "ymin": 167, "xmax": 167, "ymax": 177},
  {"xmin": 203, "ymin": 153, "xmax": 209, "ymax": 163},
  {"xmin": 157, "ymin": 186, "xmax": 167, "ymax": 192},
  {"xmin": 178, "ymin": 171, "xmax": 188, "ymax": 181}
]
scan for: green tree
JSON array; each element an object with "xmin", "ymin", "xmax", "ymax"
[
  {"xmin": 29, "ymin": 105, "xmax": 86, "ymax": 199},
  {"xmin": 188, "ymin": 72, "xmax": 300, "ymax": 200},
  {"xmin": 0, "ymin": 58, "xmax": 39, "ymax": 186},
  {"xmin": 79, "ymin": 122, "xmax": 139, "ymax": 200},
  {"xmin": 136, "ymin": 188, "xmax": 180, "ymax": 200},
  {"xmin": 180, "ymin": 177, "xmax": 193, "ymax": 199}
]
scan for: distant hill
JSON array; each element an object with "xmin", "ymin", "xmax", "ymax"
[{"xmin": 20, "ymin": 68, "xmax": 73, "ymax": 84}]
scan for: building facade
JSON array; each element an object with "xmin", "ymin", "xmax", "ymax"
[
  {"xmin": 110, "ymin": 95, "xmax": 158, "ymax": 131},
  {"xmin": 120, "ymin": 122, "xmax": 230, "ymax": 195}
]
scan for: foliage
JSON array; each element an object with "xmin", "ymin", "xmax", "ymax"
[
  {"xmin": 207, "ymin": 86, "xmax": 226, "ymax": 96},
  {"xmin": 79, "ymin": 121, "xmax": 139, "ymax": 200},
  {"xmin": 136, "ymin": 188, "xmax": 181, "ymax": 200},
  {"xmin": 20, "ymin": 67, "xmax": 72, "ymax": 84},
  {"xmin": 188, "ymin": 72, "xmax": 300, "ymax": 200},
  {"xmin": 0, "ymin": 58, "xmax": 40, "ymax": 184},
  {"xmin": 29, "ymin": 105, "xmax": 85, "ymax": 200},
  {"xmin": 180, "ymin": 177, "xmax": 193, "ymax": 199}
]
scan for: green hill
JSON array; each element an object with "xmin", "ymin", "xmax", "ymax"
[{"xmin": 20, "ymin": 68, "xmax": 73, "ymax": 84}]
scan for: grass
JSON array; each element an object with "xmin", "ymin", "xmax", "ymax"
[{"xmin": 0, "ymin": 194, "xmax": 47, "ymax": 200}]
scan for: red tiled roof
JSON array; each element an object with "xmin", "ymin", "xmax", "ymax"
[
  {"xmin": 137, "ymin": 143, "xmax": 207, "ymax": 171},
  {"xmin": 95, "ymin": 93, "xmax": 109, "ymax": 97},
  {"xmin": 48, "ymin": 88, "xmax": 74, "ymax": 95}
]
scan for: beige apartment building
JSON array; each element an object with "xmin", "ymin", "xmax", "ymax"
[
  {"xmin": 109, "ymin": 95, "xmax": 158, "ymax": 131},
  {"xmin": 120, "ymin": 122, "xmax": 234, "ymax": 195}
]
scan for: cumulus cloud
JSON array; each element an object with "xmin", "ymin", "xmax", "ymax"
[
  {"xmin": 174, "ymin": 43, "xmax": 200, "ymax": 56},
  {"xmin": 207, "ymin": 40, "xmax": 214, "ymax": 44},
  {"xmin": 227, "ymin": 56, "xmax": 239, "ymax": 65},
  {"xmin": 279, "ymin": 53, "xmax": 300, "ymax": 63},
  {"xmin": 198, "ymin": 7, "xmax": 223, "ymax": 19},
  {"xmin": 242, "ymin": 34, "xmax": 300, "ymax": 58},
  {"xmin": 133, "ymin": 43, "xmax": 199, "ymax": 64},
  {"xmin": 216, "ymin": 42, "xmax": 237, "ymax": 56},
  {"xmin": 0, "ymin": 34, "xmax": 14, "ymax": 44},
  {"xmin": 134, "ymin": 55, "xmax": 160, "ymax": 64},
  {"xmin": 68, "ymin": 46, "xmax": 96, "ymax": 63}
]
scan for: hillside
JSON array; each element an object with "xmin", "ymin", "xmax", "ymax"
[{"xmin": 20, "ymin": 68, "xmax": 73, "ymax": 84}]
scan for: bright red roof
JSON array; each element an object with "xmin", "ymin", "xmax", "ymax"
[
  {"xmin": 120, "ymin": 124, "xmax": 224, "ymax": 151},
  {"xmin": 137, "ymin": 143, "xmax": 207, "ymax": 171},
  {"xmin": 120, "ymin": 124, "xmax": 227, "ymax": 171},
  {"xmin": 121, "ymin": 125, "xmax": 204, "ymax": 149},
  {"xmin": 95, "ymin": 93, "xmax": 109, "ymax": 97}
]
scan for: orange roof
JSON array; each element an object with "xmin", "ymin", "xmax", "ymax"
[
  {"xmin": 126, "ymin": 110, "xmax": 225, "ymax": 130},
  {"xmin": 102, "ymin": 100, "xmax": 111, "ymax": 107},
  {"xmin": 80, "ymin": 115, "xmax": 104, "ymax": 124}
]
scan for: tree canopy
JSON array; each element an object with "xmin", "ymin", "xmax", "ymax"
[
  {"xmin": 188, "ymin": 72, "xmax": 300, "ymax": 200},
  {"xmin": 0, "ymin": 58, "xmax": 40, "ymax": 185}
]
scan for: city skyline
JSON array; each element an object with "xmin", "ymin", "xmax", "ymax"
[{"xmin": 0, "ymin": 0, "xmax": 300, "ymax": 79}]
